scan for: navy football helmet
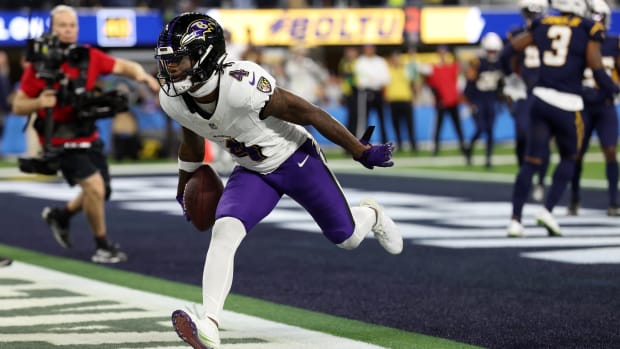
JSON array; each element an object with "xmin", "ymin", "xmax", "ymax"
[{"xmin": 155, "ymin": 12, "xmax": 227, "ymax": 96}]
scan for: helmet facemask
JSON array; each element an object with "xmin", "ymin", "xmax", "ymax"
[{"xmin": 156, "ymin": 44, "xmax": 226, "ymax": 97}]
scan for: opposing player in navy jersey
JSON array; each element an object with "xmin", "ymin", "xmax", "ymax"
[
  {"xmin": 155, "ymin": 13, "xmax": 403, "ymax": 349},
  {"xmin": 505, "ymin": 0, "xmax": 619, "ymax": 237},
  {"xmin": 502, "ymin": 0, "xmax": 550, "ymax": 202},
  {"xmin": 568, "ymin": 0, "xmax": 620, "ymax": 216},
  {"xmin": 463, "ymin": 32, "xmax": 505, "ymax": 168}
]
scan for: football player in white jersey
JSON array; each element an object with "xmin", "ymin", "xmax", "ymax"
[{"xmin": 155, "ymin": 13, "xmax": 403, "ymax": 349}]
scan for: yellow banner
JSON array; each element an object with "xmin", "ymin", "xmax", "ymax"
[
  {"xmin": 209, "ymin": 9, "xmax": 405, "ymax": 46},
  {"xmin": 420, "ymin": 7, "xmax": 485, "ymax": 44}
]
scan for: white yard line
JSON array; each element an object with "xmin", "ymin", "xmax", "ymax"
[{"xmin": 0, "ymin": 262, "xmax": 385, "ymax": 349}]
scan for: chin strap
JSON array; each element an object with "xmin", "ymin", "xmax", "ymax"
[
  {"xmin": 182, "ymin": 70, "xmax": 223, "ymax": 120},
  {"xmin": 188, "ymin": 73, "xmax": 219, "ymax": 97},
  {"xmin": 183, "ymin": 61, "xmax": 236, "ymax": 120},
  {"xmin": 167, "ymin": 76, "xmax": 194, "ymax": 96},
  {"xmin": 188, "ymin": 57, "xmax": 231, "ymax": 98}
]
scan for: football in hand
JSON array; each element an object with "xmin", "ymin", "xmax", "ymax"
[{"xmin": 183, "ymin": 164, "xmax": 224, "ymax": 231}]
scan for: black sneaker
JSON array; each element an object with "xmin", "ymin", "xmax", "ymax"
[
  {"xmin": 42, "ymin": 207, "xmax": 72, "ymax": 248},
  {"xmin": 91, "ymin": 243, "xmax": 127, "ymax": 264},
  {"xmin": 0, "ymin": 256, "xmax": 12, "ymax": 267},
  {"xmin": 607, "ymin": 205, "xmax": 620, "ymax": 217}
]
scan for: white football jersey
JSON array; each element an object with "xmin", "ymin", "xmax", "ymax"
[{"xmin": 160, "ymin": 61, "xmax": 311, "ymax": 174}]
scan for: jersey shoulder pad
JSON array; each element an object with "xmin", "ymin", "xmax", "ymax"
[{"xmin": 581, "ymin": 17, "xmax": 605, "ymax": 42}]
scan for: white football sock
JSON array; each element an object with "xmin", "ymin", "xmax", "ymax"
[
  {"xmin": 202, "ymin": 216, "xmax": 246, "ymax": 324},
  {"xmin": 337, "ymin": 206, "xmax": 375, "ymax": 250}
]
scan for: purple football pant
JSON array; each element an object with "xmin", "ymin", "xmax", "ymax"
[{"xmin": 215, "ymin": 139, "xmax": 355, "ymax": 244}]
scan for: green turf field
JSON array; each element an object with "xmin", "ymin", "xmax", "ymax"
[
  {"xmin": 331, "ymin": 142, "xmax": 616, "ymax": 181},
  {"xmin": 3, "ymin": 142, "xmax": 615, "ymax": 181}
]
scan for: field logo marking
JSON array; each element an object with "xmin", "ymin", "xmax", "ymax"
[
  {"xmin": 0, "ymin": 262, "xmax": 384, "ymax": 348},
  {"xmin": 1, "ymin": 177, "xmax": 619, "ymax": 264}
]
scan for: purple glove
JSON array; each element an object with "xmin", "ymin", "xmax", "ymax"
[
  {"xmin": 355, "ymin": 143, "xmax": 395, "ymax": 169},
  {"xmin": 176, "ymin": 194, "xmax": 191, "ymax": 221}
]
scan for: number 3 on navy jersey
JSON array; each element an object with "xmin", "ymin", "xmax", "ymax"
[{"xmin": 543, "ymin": 25, "xmax": 572, "ymax": 67}]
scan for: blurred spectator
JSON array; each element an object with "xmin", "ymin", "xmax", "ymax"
[
  {"xmin": 422, "ymin": 45, "xmax": 467, "ymax": 158},
  {"xmin": 463, "ymin": 32, "xmax": 504, "ymax": 168},
  {"xmin": 354, "ymin": 44, "xmax": 391, "ymax": 141},
  {"xmin": 283, "ymin": 44, "xmax": 329, "ymax": 106},
  {"xmin": 175, "ymin": 0, "xmax": 204, "ymax": 11},
  {"xmin": 288, "ymin": 0, "xmax": 308, "ymax": 6},
  {"xmin": 224, "ymin": 29, "xmax": 247, "ymax": 61},
  {"xmin": 255, "ymin": 0, "xmax": 281, "ymax": 7},
  {"xmin": 323, "ymin": 74, "xmax": 344, "ymax": 108},
  {"xmin": 101, "ymin": 0, "xmax": 139, "ymax": 5},
  {"xmin": 270, "ymin": 59, "xmax": 290, "ymax": 90},
  {"xmin": 110, "ymin": 80, "xmax": 141, "ymax": 161},
  {"xmin": 0, "ymin": 51, "xmax": 10, "ymax": 138},
  {"xmin": 230, "ymin": 0, "xmax": 254, "ymax": 7},
  {"xmin": 241, "ymin": 28, "xmax": 265, "ymax": 65},
  {"xmin": 385, "ymin": 50, "xmax": 417, "ymax": 153},
  {"xmin": 358, "ymin": 0, "xmax": 385, "ymax": 6},
  {"xmin": 338, "ymin": 46, "xmax": 359, "ymax": 136}
]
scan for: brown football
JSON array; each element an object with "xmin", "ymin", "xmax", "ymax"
[{"xmin": 183, "ymin": 164, "xmax": 224, "ymax": 231}]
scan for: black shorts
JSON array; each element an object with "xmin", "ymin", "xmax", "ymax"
[{"xmin": 58, "ymin": 139, "xmax": 111, "ymax": 188}]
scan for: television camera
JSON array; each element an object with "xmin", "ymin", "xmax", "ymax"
[{"xmin": 18, "ymin": 33, "xmax": 129, "ymax": 175}]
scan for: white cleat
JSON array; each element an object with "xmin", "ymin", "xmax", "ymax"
[
  {"xmin": 535, "ymin": 208, "xmax": 562, "ymax": 237},
  {"xmin": 360, "ymin": 198, "xmax": 403, "ymax": 255},
  {"xmin": 507, "ymin": 219, "xmax": 524, "ymax": 238},
  {"xmin": 172, "ymin": 309, "xmax": 220, "ymax": 349}
]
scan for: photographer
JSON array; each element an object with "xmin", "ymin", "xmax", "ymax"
[{"xmin": 12, "ymin": 5, "xmax": 159, "ymax": 263}]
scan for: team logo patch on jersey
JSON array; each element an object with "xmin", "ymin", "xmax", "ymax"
[
  {"xmin": 209, "ymin": 123, "xmax": 218, "ymax": 129},
  {"xmin": 256, "ymin": 77, "xmax": 272, "ymax": 93}
]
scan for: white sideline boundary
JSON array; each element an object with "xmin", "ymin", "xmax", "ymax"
[
  {"xmin": 0, "ymin": 157, "xmax": 610, "ymax": 189},
  {"xmin": 0, "ymin": 262, "xmax": 385, "ymax": 349}
]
